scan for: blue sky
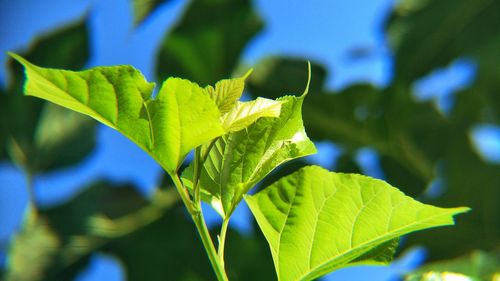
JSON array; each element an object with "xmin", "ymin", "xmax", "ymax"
[{"xmin": 1, "ymin": 0, "xmax": 496, "ymax": 280}]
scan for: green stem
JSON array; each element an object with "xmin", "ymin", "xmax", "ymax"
[
  {"xmin": 192, "ymin": 211, "xmax": 229, "ymax": 281},
  {"xmin": 218, "ymin": 217, "xmax": 230, "ymax": 267},
  {"xmin": 193, "ymin": 147, "xmax": 202, "ymax": 205},
  {"xmin": 170, "ymin": 174, "xmax": 196, "ymax": 214},
  {"xmin": 201, "ymin": 138, "xmax": 218, "ymax": 164},
  {"xmin": 171, "ymin": 173, "xmax": 229, "ymax": 281}
]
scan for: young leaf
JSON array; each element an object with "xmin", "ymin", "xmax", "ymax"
[
  {"xmin": 183, "ymin": 92, "xmax": 316, "ymax": 217},
  {"xmin": 245, "ymin": 166, "xmax": 469, "ymax": 281},
  {"xmin": 11, "ymin": 54, "xmax": 224, "ymax": 174},
  {"xmin": 206, "ymin": 69, "xmax": 252, "ymax": 114},
  {"xmin": 221, "ymin": 97, "xmax": 283, "ymax": 132}
]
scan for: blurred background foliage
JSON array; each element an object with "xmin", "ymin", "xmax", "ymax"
[{"xmin": 0, "ymin": 0, "xmax": 499, "ymax": 280}]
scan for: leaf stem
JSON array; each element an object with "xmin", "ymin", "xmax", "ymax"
[
  {"xmin": 193, "ymin": 147, "xmax": 202, "ymax": 205},
  {"xmin": 201, "ymin": 138, "xmax": 218, "ymax": 164},
  {"xmin": 170, "ymin": 173, "xmax": 229, "ymax": 281},
  {"xmin": 218, "ymin": 217, "xmax": 230, "ymax": 267},
  {"xmin": 192, "ymin": 211, "xmax": 229, "ymax": 281},
  {"xmin": 170, "ymin": 173, "xmax": 196, "ymax": 214}
]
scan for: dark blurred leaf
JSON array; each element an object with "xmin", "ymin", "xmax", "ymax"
[
  {"xmin": 249, "ymin": 57, "xmax": 327, "ymax": 96},
  {"xmin": 387, "ymin": 0, "xmax": 500, "ymax": 83},
  {"xmin": 132, "ymin": 0, "xmax": 171, "ymax": 25},
  {"xmin": 5, "ymin": 181, "xmax": 179, "ymax": 281},
  {"xmin": 224, "ymin": 227, "xmax": 275, "ymax": 281},
  {"xmin": 384, "ymin": 0, "xmax": 500, "ymax": 260},
  {"xmin": 156, "ymin": 0, "xmax": 263, "ymax": 86},
  {"xmin": 102, "ymin": 205, "xmax": 213, "ymax": 281},
  {"xmin": 102, "ymin": 205, "xmax": 277, "ymax": 281},
  {"xmin": 0, "ymin": 21, "xmax": 95, "ymax": 173},
  {"xmin": 4, "ymin": 211, "xmax": 60, "ymax": 281},
  {"xmin": 406, "ymin": 250, "xmax": 500, "ymax": 281},
  {"xmin": 335, "ymin": 152, "xmax": 363, "ymax": 174}
]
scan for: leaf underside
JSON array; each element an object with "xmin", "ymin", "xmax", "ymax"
[
  {"xmin": 245, "ymin": 166, "xmax": 469, "ymax": 281},
  {"xmin": 183, "ymin": 93, "xmax": 316, "ymax": 217}
]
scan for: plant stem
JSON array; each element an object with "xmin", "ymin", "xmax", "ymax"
[
  {"xmin": 192, "ymin": 211, "xmax": 229, "ymax": 281},
  {"xmin": 171, "ymin": 173, "xmax": 229, "ymax": 281},
  {"xmin": 193, "ymin": 147, "xmax": 201, "ymax": 205},
  {"xmin": 201, "ymin": 138, "xmax": 218, "ymax": 164},
  {"xmin": 170, "ymin": 173, "xmax": 196, "ymax": 214},
  {"xmin": 218, "ymin": 217, "xmax": 230, "ymax": 267}
]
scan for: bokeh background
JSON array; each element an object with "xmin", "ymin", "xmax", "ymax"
[{"xmin": 1, "ymin": 0, "xmax": 499, "ymax": 280}]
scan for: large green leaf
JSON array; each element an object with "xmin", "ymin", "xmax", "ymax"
[
  {"xmin": 245, "ymin": 166, "xmax": 468, "ymax": 281},
  {"xmin": 11, "ymin": 55, "xmax": 224, "ymax": 173},
  {"xmin": 183, "ymin": 92, "xmax": 316, "ymax": 217}
]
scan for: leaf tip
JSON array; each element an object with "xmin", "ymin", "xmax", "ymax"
[
  {"xmin": 7, "ymin": 52, "xmax": 26, "ymax": 65},
  {"xmin": 455, "ymin": 206, "xmax": 472, "ymax": 214},
  {"xmin": 301, "ymin": 61, "xmax": 312, "ymax": 97},
  {"xmin": 243, "ymin": 68, "xmax": 254, "ymax": 80}
]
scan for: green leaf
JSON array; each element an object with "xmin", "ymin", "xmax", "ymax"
[
  {"xmin": 221, "ymin": 97, "xmax": 283, "ymax": 132},
  {"xmin": 204, "ymin": 69, "xmax": 282, "ymax": 133},
  {"xmin": 206, "ymin": 69, "xmax": 252, "ymax": 114},
  {"xmin": 145, "ymin": 77, "xmax": 225, "ymax": 171},
  {"xmin": 10, "ymin": 54, "xmax": 224, "ymax": 173},
  {"xmin": 183, "ymin": 91, "xmax": 316, "ymax": 217},
  {"xmin": 245, "ymin": 166, "xmax": 469, "ymax": 281}
]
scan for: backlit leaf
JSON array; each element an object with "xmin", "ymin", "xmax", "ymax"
[
  {"xmin": 245, "ymin": 166, "xmax": 469, "ymax": 281},
  {"xmin": 183, "ymin": 92, "xmax": 316, "ymax": 217},
  {"xmin": 221, "ymin": 97, "xmax": 283, "ymax": 132},
  {"xmin": 11, "ymin": 54, "xmax": 224, "ymax": 173},
  {"xmin": 206, "ymin": 69, "xmax": 252, "ymax": 114}
]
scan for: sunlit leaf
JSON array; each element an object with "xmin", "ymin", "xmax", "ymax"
[
  {"xmin": 183, "ymin": 92, "xmax": 316, "ymax": 217},
  {"xmin": 221, "ymin": 97, "xmax": 283, "ymax": 132},
  {"xmin": 11, "ymin": 54, "xmax": 224, "ymax": 173},
  {"xmin": 206, "ymin": 69, "xmax": 252, "ymax": 114},
  {"xmin": 245, "ymin": 166, "xmax": 469, "ymax": 281}
]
